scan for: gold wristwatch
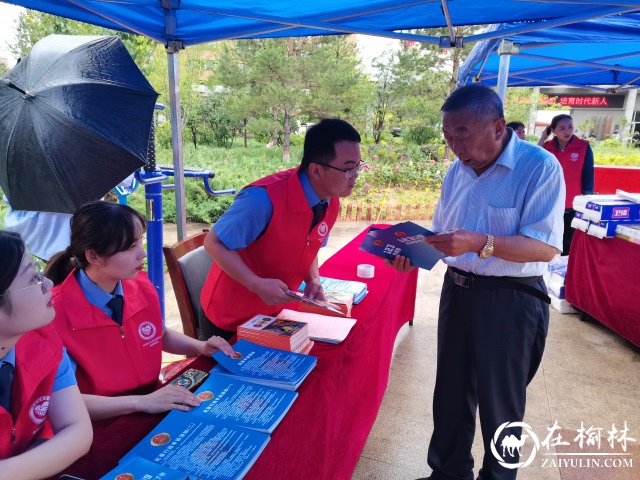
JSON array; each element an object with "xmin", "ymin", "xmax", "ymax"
[{"xmin": 478, "ymin": 234, "xmax": 494, "ymax": 259}]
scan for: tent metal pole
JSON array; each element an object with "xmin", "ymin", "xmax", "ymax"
[
  {"xmin": 167, "ymin": 50, "xmax": 187, "ymax": 241},
  {"xmin": 623, "ymin": 88, "xmax": 638, "ymax": 143},
  {"xmin": 497, "ymin": 54, "xmax": 510, "ymax": 103},
  {"xmin": 440, "ymin": 0, "xmax": 456, "ymax": 44}
]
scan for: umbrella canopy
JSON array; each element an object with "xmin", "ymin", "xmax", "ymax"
[{"xmin": 0, "ymin": 34, "xmax": 158, "ymax": 213}]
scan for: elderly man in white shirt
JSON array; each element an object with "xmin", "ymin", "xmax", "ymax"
[{"xmin": 409, "ymin": 84, "xmax": 564, "ymax": 480}]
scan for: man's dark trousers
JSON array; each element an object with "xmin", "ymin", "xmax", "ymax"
[{"xmin": 427, "ymin": 271, "xmax": 549, "ymax": 480}]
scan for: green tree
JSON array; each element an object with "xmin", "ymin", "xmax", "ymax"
[
  {"xmin": 0, "ymin": 63, "xmax": 9, "ymax": 76},
  {"xmin": 213, "ymin": 36, "xmax": 368, "ymax": 160},
  {"xmin": 10, "ymin": 10, "xmax": 155, "ymax": 73}
]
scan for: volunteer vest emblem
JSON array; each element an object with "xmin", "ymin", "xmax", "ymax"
[
  {"xmin": 317, "ymin": 221, "xmax": 329, "ymax": 238},
  {"xmin": 138, "ymin": 321, "xmax": 156, "ymax": 340},
  {"xmin": 29, "ymin": 396, "xmax": 50, "ymax": 424},
  {"xmin": 571, "ymin": 153, "xmax": 579, "ymax": 160}
]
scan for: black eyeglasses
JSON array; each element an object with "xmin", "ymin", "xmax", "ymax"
[
  {"xmin": 317, "ymin": 161, "xmax": 364, "ymax": 179},
  {"xmin": 0, "ymin": 261, "xmax": 47, "ymax": 296}
]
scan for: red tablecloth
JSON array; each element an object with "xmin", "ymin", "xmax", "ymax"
[
  {"xmin": 566, "ymin": 230, "xmax": 640, "ymax": 347},
  {"xmin": 55, "ymin": 225, "xmax": 418, "ymax": 480}
]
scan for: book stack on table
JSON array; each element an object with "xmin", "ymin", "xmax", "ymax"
[
  {"xmin": 106, "ymin": 340, "xmax": 315, "ymax": 480},
  {"xmin": 238, "ymin": 315, "xmax": 314, "ymax": 354},
  {"xmin": 212, "ymin": 339, "xmax": 317, "ymax": 391}
]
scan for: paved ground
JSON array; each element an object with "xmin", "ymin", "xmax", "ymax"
[{"xmin": 162, "ymin": 221, "xmax": 640, "ymax": 480}]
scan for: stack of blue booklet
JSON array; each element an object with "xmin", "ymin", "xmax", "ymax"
[
  {"xmin": 359, "ymin": 221, "xmax": 445, "ymax": 270},
  {"xmin": 212, "ymin": 339, "xmax": 317, "ymax": 391},
  {"xmin": 120, "ymin": 410, "xmax": 270, "ymax": 480},
  {"xmin": 188, "ymin": 372, "xmax": 298, "ymax": 434}
]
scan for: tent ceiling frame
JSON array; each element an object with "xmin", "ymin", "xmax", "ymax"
[{"xmin": 467, "ymin": 6, "xmax": 639, "ymax": 43}]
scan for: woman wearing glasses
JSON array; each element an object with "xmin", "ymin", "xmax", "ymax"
[
  {"xmin": 0, "ymin": 231, "xmax": 92, "ymax": 477},
  {"xmin": 45, "ymin": 202, "xmax": 234, "ymax": 425}
]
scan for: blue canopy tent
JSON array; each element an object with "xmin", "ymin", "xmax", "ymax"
[
  {"xmin": 458, "ymin": 13, "xmax": 640, "ymax": 95},
  {"xmin": 4, "ymin": 0, "xmax": 637, "ymax": 236},
  {"xmin": 3, "ymin": 0, "xmax": 637, "ymax": 316}
]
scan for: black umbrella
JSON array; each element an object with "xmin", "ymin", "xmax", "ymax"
[{"xmin": 0, "ymin": 35, "xmax": 158, "ymax": 213}]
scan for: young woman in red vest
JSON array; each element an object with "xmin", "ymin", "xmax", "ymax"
[
  {"xmin": 538, "ymin": 114, "xmax": 594, "ymax": 254},
  {"xmin": 0, "ymin": 231, "xmax": 92, "ymax": 478},
  {"xmin": 46, "ymin": 202, "xmax": 235, "ymax": 423}
]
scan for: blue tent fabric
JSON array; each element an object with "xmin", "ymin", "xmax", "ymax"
[
  {"xmin": 3, "ymin": 0, "xmax": 635, "ymax": 47},
  {"xmin": 459, "ymin": 13, "xmax": 640, "ymax": 89}
]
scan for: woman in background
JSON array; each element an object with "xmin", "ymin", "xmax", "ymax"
[
  {"xmin": 506, "ymin": 121, "xmax": 526, "ymax": 140},
  {"xmin": 0, "ymin": 231, "xmax": 92, "ymax": 479},
  {"xmin": 538, "ymin": 114, "xmax": 594, "ymax": 255},
  {"xmin": 46, "ymin": 202, "xmax": 234, "ymax": 423}
]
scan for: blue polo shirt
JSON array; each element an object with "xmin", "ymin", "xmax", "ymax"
[
  {"xmin": 0, "ymin": 347, "xmax": 76, "ymax": 412},
  {"xmin": 213, "ymin": 170, "xmax": 330, "ymax": 250}
]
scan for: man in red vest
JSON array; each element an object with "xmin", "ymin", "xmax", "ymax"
[{"xmin": 201, "ymin": 119, "xmax": 362, "ymax": 339}]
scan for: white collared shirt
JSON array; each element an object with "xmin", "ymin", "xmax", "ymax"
[{"xmin": 432, "ymin": 134, "xmax": 565, "ymax": 277}]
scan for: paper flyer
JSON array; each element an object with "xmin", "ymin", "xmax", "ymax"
[
  {"xmin": 186, "ymin": 373, "xmax": 298, "ymax": 434},
  {"xmin": 122, "ymin": 410, "xmax": 270, "ymax": 480}
]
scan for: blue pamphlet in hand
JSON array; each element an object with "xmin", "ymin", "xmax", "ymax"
[
  {"xmin": 359, "ymin": 221, "xmax": 445, "ymax": 270},
  {"xmin": 99, "ymin": 455, "xmax": 188, "ymax": 479},
  {"xmin": 121, "ymin": 410, "xmax": 270, "ymax": 480},
  {"xmin": 213, "ymin": 339, "xmax": 317, "ymax": 391},
  {"xmin": 187, "ymin": 372, "xmax": 298, "ymax": 433}
]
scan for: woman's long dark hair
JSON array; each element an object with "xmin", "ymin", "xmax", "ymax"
[
  {"xmin": 551, "ymin": 114, "xmax": 573, "ymax": 130},
  {"xmin": 46, "ymin": 201, "xmax": 146, "ymax": 286},
  {"xmin": 0, "ymin": 231, "xmax": 26, "ymax": 311}
]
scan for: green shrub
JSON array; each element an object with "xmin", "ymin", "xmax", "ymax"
[
  {"xmin": 405, "ymin": 125, "xmax": 441, "ymax": 145},
  {"xmin": 599, "ymin": 139, "xmax": 622, "ymax": 149}
]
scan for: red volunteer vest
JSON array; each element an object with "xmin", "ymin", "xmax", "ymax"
[
  {"xmin": 0, "ymin": 325, "xmax": 62, "ymax": 459},
  {"xmin": 543, "ymin": 136, "xmax": 589, "ymax": 209},
  {"xmin": 201, "ymin": 167, "xmax": 339, "ymax": 332},
  {"xmin": 52, "ymin": 271, "xmax": 163, "ymax": 397}
]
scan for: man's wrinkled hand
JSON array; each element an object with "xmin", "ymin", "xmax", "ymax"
[{"xmin": 424, "ymin": 229, "xmax": 486, "ymax": 257}]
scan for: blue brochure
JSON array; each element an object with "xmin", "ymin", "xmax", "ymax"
[
  {"xmin": 359, "ymin": 221, "xmax": 445, "ymax": 270},
  {"xmin": 212, "ymin": 340, "xmax": 317, "ymax": 391},
  {"xmin": 100, "ymin": 455, "xmax": 188, "ymax": 479},
  {"xmin": 185, "ymin": 373, "xmax": 298, "ymax": 434},
  {"xmin": 122, "ymin": 410, "xmax": 270, "ymax": 480},
  {"xmin": 298, "ymin": 277, "xmax": 368, "ymax": 304}
]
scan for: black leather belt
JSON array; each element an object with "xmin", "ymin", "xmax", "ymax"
[{"xmin": 446, "ymin": 267, "xmax": 551, "ymax": 304}]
